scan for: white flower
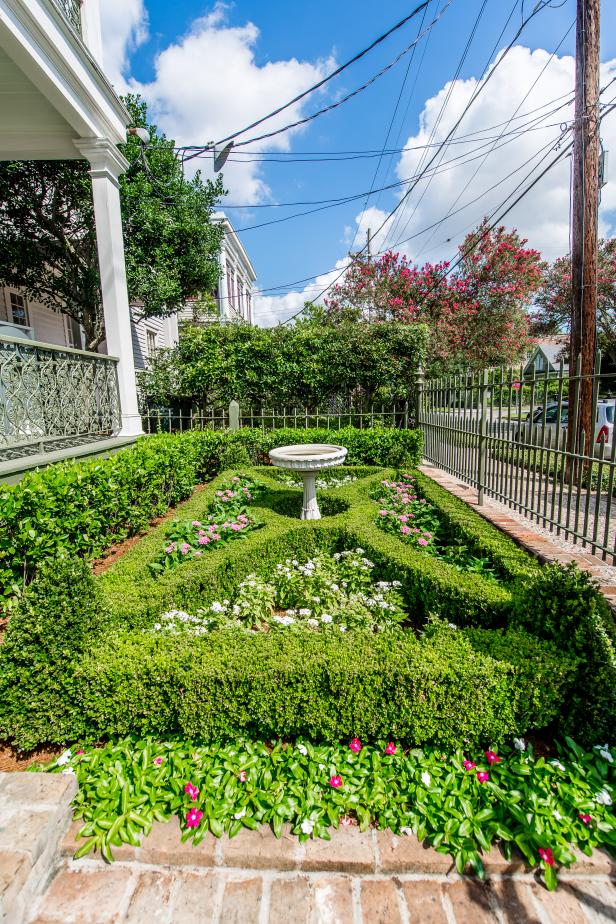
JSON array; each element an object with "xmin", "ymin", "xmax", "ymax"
[
  {"xmin": 550, "ymin": 760, "xmax": 566, "ymax": 772},
  {"xmin": 513, "ymin": 738, "xmax": 526, "ymax": 751},
  {"xmin": 153, "ymin": 623, "xmax": 162, "ymax": 631},
  {"xmin": 292, "ymin": 560, "xmax": 298, "ymax": 566},
  {"xmin": 210, "ymin": 602, "xmax": 225, "ymax": 613},
  {"xmin": 400, "ymin": 826, "xmax": 414, "ymax": 836},
  {"xmin": 312, "ymin": 597, "xmax": 321, "ymax": 604},
  {"xmin": 297, "ymin": 743, "xmax": 308, "ymax": 756},
  {"xmin": 447, "ymin": 623, "xmax": 458, "ymax": 631},
  {"xmin": 552, "ymin": 809, "xmax": 563, "ymax": 821},
  {"xmin": 61, "ymin": 767, "xmax": 75, "ymax": 775},
  {"xmin": 356, "ymin": 548, "xmax": 365, "ymax": 554},
  {"xmin": 393, "ymin": 581, "xmax": 402, "ymax": 588},
  {"xmin": 299, "ymin": 608, "xmax": 312, "ymax": 616},
  {"xmin": 56, "ymin": 749, "xmax": 72, "ymax": 767},
  {"xmin": 307, "ymin": 619, "xmax": 319, "ymax": 628},
  {"xmin": 318, "ymin": 763, "xmax": 326, "ymax": 771},
  {"xmin": 321, "ymin": 615, "xmax": 333, "ymax": 624},
  {"xmin": 331, "ymin": 584, "xmax": 339, "ymax": 592},
  {"xmin": 273, "ymin": 615, "xmax": 295, "ymax": 626},
  {"xmin": 232, "ymin": 605, "xmax": 241, "ymax": 616},
  {"xmin": 234, "ymin": 808, "xmax": 246, "ymax": 820},
  {"xmin": 421, "ymin": 771, "xmax": 431, "ymax": 787},
  {"xmin": 300, "ymin": 819, "xmax": 314, "ymax": 835},
  {"xmin": 595, "ymin": 744, "xmax": 614, "ymax": 763},
  {"xmin": 595, "ymin": 788, "xmax": 613, "ymax": 806}
]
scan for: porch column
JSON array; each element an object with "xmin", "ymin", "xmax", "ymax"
[
  {"xmin": 74, "ymin": 138, "xmax": 142, "ymax": 437},
  {"xmin": 219, "ymin": 249, "xmax": 229, "ymax": 322}
]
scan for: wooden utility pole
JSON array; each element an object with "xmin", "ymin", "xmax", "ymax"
[{"xmin": 569, "ymin": 0, "xmax": 600, "ymax": 459}]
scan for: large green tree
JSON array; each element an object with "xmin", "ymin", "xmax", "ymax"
[{"xmin": 0, "ymin": 95, "xmax": 224, "ymax": 349}]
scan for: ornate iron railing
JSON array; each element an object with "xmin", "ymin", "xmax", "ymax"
[
  {"xmin": 51, "ymin": 0, "xmax": 82, "ymax": 34},
  {"xmin": 0, "ymin": 335, "xmax": 121, "ymax": 461}
]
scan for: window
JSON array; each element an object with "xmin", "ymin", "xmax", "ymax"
[
  {"xmin": 146, "ymin": 329, "xmax": 157, "ymax": 356},
  {"xmin": 9, "ymin": 292, "xmax": 28, "ymax": 326}
]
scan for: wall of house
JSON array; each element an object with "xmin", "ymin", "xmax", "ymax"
[
  {"xmin": 131, "ymin": 313, "xmax": 179, "ymax": 371},
  {"xmin": 0, "ymin": 287, "xmax": 77, "ymax": 347}
]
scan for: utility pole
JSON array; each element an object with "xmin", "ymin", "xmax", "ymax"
[
  {"xmin": 366, "ymin": 228, "xmax": 372, "ymax": 258},
  {"xmin": 569, "ymin": 0, "xmax": 600, "ymax": 460}
]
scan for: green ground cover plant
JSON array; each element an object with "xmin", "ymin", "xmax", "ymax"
[{"xmin": 43, "ymin": 736, "xmax": 615, "ymax": 891}]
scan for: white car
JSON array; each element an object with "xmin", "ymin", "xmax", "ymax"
[{"xmin": 518, "ymin": 400, "xmax": 614, "ymax": 455}]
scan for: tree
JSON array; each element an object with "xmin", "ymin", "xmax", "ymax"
[
  {"xmin": 533, "ymin": 238, "xmax": 616, "ymax": 366},
  {"xmin": 323, "ymin": 220, "xmax": 544, "ymax": 372},
  {"xmin": 139, "ymin": 320, "xmax": 428, "ymax": 409},
  {"xmin": 0, "ymin": 95, "xmax": 224, "ymax": 350}
]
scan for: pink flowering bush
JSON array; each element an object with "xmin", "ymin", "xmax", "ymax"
[
  {"xmin": 374, "ymin": 474, "xmax": 497, "ymax": 578},
  {"xmin": 51, "ymin": 736, "xmax": 614, "ymax": 891},
  {"xmin": 149, "ymin": 474, "xmax": 263, "ymax": 575}
]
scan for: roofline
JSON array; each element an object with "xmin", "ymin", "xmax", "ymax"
[{"xmin": 213, "ymin": 211, "xmax": 257, "ymax": 282}]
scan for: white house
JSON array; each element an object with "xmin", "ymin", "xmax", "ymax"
[
  {"xmin": 523, "ymin": 337, "xmax": 569, "ymax": 378},
  {"xmin": 1, "ymin": 208, "xmax": 258, "ymax": 374},
  {"xmin": 0, "ymin": 0, "xmax": 142, "ymax": 466}
]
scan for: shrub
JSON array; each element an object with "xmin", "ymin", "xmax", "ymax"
[
  {"xmin": 0, "ymin": 426, "xmax": 422, "ymax": 609},
  {"xmin": 0, "ymin": 558, "xmax": 108, "ymax": 749},
  {"xmin": 510, "ymin": 563, "xmax": 616, "ymax": 745},
  {"xmin": 74, "ymin": 625, "xmax": 572, "ymax": 750}
]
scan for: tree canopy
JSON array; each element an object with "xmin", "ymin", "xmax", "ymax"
[
  {"xmin": 323, "ymin": 220, "xmax": 544, "ymax": 372},
  {"xmin": 0, "ymin": 95, "xmax": 224, "ymax": 349}
]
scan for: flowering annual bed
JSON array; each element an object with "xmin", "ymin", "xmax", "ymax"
[
  {"xmin": 374, "ymin": 474, "xmax": 497, "ymax": 577},
  {"xmin": 47, "ymin": 736, "xmax": 615, "ymax": 890},
  {"xmin": 149, "ymin": 475, "xmax": 263, "ymax": 574},
  {"xmin": 149, "ymin": 549, "xmax": 407, "ymax": 635}
]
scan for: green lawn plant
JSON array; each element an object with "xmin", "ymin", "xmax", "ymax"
[{"xmin": 44, "ymin": 736, "xmax": 615, "ymax": 890}]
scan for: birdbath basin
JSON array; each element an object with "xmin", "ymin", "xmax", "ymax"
[{"xmin": 268, "ymin": 443, "xmax": 348, "ymax": 520}]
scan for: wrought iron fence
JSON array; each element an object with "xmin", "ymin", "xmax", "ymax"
[
  {"xmin": 418, "ymin": 352, "xmax": 616, "ymax": 562},
  {"xmin": 142, "ymin": 400, "xmax": 410, "ymax": 435},
  {"xmin": 51, "ymin": 0, "xmax": 82, "ymax": 33},
  {"xmin": 0, "ymin": 335, "xmax": 121, "ymax": 461}
]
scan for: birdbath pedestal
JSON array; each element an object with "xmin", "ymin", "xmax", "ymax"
[{"xmin": 268, "ymin": 443, "xmax": 348, "ymax": 520}]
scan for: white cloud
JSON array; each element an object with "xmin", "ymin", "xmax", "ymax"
[
  {"xmin": 99, "ymin": 0, "xmax": 148, "ymax": 92},
  {"xmin": 125, "ymin": 4, "xmax": 332, "ymax": 204},
  {"xmin": 255, "ymin": 259, "xmax": 350, "ymax": 328},
  {"xmin": 256, "ymin": 45, "xmax": 616, "ymax": 326}
]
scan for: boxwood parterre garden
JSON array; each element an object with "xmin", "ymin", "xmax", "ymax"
[{"xmin": 0, "ymin": 427, "xmax": 614, "ymax": 888}]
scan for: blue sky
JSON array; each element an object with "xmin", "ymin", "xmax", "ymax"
[{"xmin": 102, "ymin": 0, "xmax": 616, "ymax": 324}]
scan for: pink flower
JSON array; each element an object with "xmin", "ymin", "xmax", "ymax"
[
  {"xmin": 485, "ymin": 751, "xmax": 501, "ymax": 765},
  {"xmin": 192, "ymin": 521, "xmax": 202, "ymax": 527},
  {"xmin": 211, "ymin": 534, "xmax": 221, "ymax": 541},
  {"xmin": 198, "ymin": 536, "xmax": 210, "ymax": 545},
  {"xmin": 417, "ymin": 537, "xmax": 429, "ymax": 547},
  {"xmin": 238, "ymin": 771, "xmax": 247, "ymax": 782},
  {"xmin": 399, "ymin": 515, "xmax": 409, "ymax": 523},
  {"xmin": 231, "ymin": 523, "xmax": 242, "ymax": 531},
  {"xmin": 385, "ymin": 742, "xmax": 396, "ymax": 755},
  {"xmin": 379, "ymin": 510, "xmax": 388, "ymax": 517},
  {"xmin": 476, "ymin": 771, "xmax": 489, "ymax": 783},
  {"xmin": 463, "ymin": 760, "xmax": 476, "ymax": 771},
  {"xmin": 578, "ymin": 813, "xmax": 592, "ymax": 826},
  {"xmin": 339, "ymin": 815, "xmax": 354, "ymax": 826},
  {"xmin": 165, "ymin": 544, "xmax": 176, "ymax": 554},
  {"xmin": 186, "ymin": 808, "xmax": 204, "ymax": 828},
  {"xmin": 329, "ymin": 775, "xmax": 343, "ymax": 789},
  {"xmin": 180, "ymin": 543, "xmax": 191, "ymax": 555},
  {"xmin": 184, "ymin": 782, "xmax": 199, "ymax": 801},
  {"xmin": 76, "ymin": 749, "xmax": 84, "ymax": 756},
  {"xmin": 401, "ymin": 526, "xmax": 411, "ymax": 536},
  {"xmin": 153, "ymin": 757, "xmax": 163, "ymax": 766},
  {"xmin": 538, "ymin": 848, "xmax": 555, "ymax": 867},
  {"xmin": 349, "ymin": 738, "xmax": 362, "ymax": 754}
]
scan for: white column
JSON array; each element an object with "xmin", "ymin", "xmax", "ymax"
[
  {"xmin": 74, "ymin": 138, "xmax": 143, "ymax": 437},
  {"xmin": 219, "ymin": 249, "xmax": 229, "ymax": 322}
]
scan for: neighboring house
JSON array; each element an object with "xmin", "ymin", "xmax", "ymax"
[
  {"xmin": 0, "ymin": 0, "xmax": 142, "ymax": 470},
  {"xmin": 523, "ymin": 337, "xmax": 569, "ymax": 378},
  {"xmin": 178, "ymin": 212, "xmax": 257, "ymax": 326},
  {"xmin": 130, "ymin": 309, "xmax": 179, "ymax": 372}
]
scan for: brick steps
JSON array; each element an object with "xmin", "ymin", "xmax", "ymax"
[{"xmin": 0, "ymin": 772, "xmax": 77, "ymax": 924}]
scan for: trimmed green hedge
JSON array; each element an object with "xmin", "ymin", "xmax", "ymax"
[
  {"xmin": 0, "ymin": 558, "xmax": 574, "ymax": 750},
  {"xmin": 0, "ymin": 426, "xmax": 422, "ymax": 608}
]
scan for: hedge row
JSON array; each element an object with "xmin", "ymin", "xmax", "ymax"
[
  {"xmin": 0, "ymin": 559, "xmax": 575, "ymax": 751},
  {"xmin": 96, "ymin": 466, "xmax": 523, "ymax": 628},
  {"xmin": 0, "ymin": 426, "xmax": 422, "ymax": 608}
]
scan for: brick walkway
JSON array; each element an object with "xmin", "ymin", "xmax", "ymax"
[{"xmin": 25, "ymin": 818, "xmax": 616, "ymax": 923}]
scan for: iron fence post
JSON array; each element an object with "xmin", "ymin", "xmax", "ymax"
[
  {"xmin": 415, "ymin": 365, "xmax": 424, "ymax": 431},
  {"xmin": 478, "ymin": 369, "xmax": 488, "ymax": 505}
]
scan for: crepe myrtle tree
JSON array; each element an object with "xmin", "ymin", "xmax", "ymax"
[
  {"xmin": 533, "ymin": 238, "xmax": 616, "ymax": 366},
  {"xmin": 0, "ymin": 95, "xmax": 224, "ymax": 350},
  {"xmin": 324, "ymin": 220, "xmax": 544, "ymax": 372}
]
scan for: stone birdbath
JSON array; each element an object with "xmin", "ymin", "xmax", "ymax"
[{"xmin": 268, "ymin": 443, "xmax": 348, "ymax": 520}]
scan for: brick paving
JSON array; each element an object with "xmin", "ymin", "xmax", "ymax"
[{"xmin": 22, "ymin": 821, "xmax": 616, "ymax": 923}]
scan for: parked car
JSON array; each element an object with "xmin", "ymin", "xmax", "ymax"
[{"xmin": 515, "ymin": 400, "xmax": 614, "ymax": 455}]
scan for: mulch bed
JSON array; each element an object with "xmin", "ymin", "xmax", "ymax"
[{"xmin": 0, "ymin": 742, "xmax": 62, "ymax": 773}]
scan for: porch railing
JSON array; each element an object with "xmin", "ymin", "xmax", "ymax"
[
  {"xmin": 0, "ymin": 335, "xmax": 121, "ymax": 461},
  {"xmin": 51, "ymin": 0, "xmax": 82, "ymax": 34}
]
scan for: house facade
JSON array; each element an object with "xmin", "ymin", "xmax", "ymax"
[{"xmin": 0, "ymin": 0, "xmax": 141, "ymax": 470}]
